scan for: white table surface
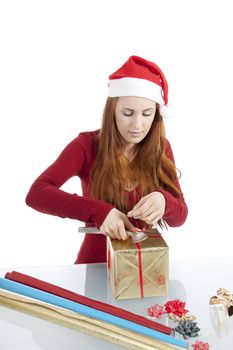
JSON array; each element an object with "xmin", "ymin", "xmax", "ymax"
[{"xmin": 0, "ymin": 257, "xmax": 233, "ymax": 350}]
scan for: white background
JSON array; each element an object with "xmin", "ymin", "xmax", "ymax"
[{"xmin": 0, "ymin": 0, "xmax": 232, "ymax": 268}]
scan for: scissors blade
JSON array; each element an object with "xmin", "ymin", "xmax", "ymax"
[{"xmin": 78, "ymin": 227, "xmax": 153, "ymax": 243}]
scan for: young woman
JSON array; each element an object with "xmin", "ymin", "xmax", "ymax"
[{"xmin": 26, "ymin": 55, "xmax": 188, "ymax": 264}]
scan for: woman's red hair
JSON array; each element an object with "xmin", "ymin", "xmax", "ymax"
[{"xmin": 90, "ymin": 97, "xmax": 181, "ymax": 221}]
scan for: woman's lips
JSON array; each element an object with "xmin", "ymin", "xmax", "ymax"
[{"xmin": 128, "ymin": 131, "xmax": 143, "ymax": 137}]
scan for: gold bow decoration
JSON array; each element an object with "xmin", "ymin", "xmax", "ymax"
[{"xmin": 210, "ymin": 288, "xmax": 233, "ymax": 316}]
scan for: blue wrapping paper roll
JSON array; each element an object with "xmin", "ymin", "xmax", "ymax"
[{"xmin": 0, "ymin": 278, "xmax": 188, "ymax": 348}]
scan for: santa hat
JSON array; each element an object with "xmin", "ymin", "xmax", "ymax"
[{"xmin": 108, "ymin": 55, "xmax": 169, "ymax": 117}]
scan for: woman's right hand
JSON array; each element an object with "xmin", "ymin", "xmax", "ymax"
[{"xmin": 100, "ymin": 208, "xmax": 138, "ymax": 240}]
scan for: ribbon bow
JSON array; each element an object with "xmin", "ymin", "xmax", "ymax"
[{"xmin": 210, "ymin": 287, "xmax": 233, "ymax": 316}]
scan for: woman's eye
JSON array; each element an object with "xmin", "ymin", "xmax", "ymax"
[
  {"xmin": 123, "ymin": 112, "xmax": 133, "ymax": 116},
  {"xmin": 143, "ymin": 113, "xmax": 152, "ymax": 117}
]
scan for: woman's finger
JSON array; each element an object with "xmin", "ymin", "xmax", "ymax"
[
  {"xmin": 111, "ymin": 227, "xmax": 122, "ymax": 240},
  {"xmin": 144, "ymin": 213, "xmax": 162, "ymax": 225},
  {"xmin": 106, "ymin": 229, "xmax": 115, "ymax": 239},
  {"xmin": 131, "ymin": 205, "xmax": 156, "ymax": 219},
  {"xmin": 117, "ymin": 223, "xmax": 128, "ymax": 240},
  {"xmin": 127, "ymin": 197, "xmax": 148, "ymax": 217},
  {"xmin": 128, "ymin": 201, "xmax": 153, "ymax": 218}
]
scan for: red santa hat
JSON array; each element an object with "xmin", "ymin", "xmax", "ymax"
[{"xmin": 108, "ymin": 55, "xmax": 169, "ymax": 117}]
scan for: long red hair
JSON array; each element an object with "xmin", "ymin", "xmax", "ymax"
[{"xmin": 90, "ymin": 97, "xmax": 181, "ymax": 216}]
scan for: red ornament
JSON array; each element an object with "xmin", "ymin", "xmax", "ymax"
[
  {"xmin": 147, "ymin": 304, "xmax": 165, "ymax": 319},
  {"xmin": 164, "ymin": 299, "xmax": 189, "ymax": 318},
  {"xmin": 191, "ymin": 340, "xmax": 210, "ymax": 350}
]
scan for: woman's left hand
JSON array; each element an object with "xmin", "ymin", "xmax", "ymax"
[{"xmin": 127, "ymin": 191, "xmax": 166, "ymax": 225}]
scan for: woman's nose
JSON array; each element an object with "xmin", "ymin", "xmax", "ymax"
[{"xmin": 132, "ymin": 115, "xmax": 143, "ymax": 129}]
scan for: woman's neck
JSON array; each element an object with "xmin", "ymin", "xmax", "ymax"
[{"xmin": 124, "ymin": 144, "xmax": 137, "ymax": 162}]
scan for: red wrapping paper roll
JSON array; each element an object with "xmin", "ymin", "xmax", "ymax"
[{"xmin": 5, "ymin": 271, "xmax": 172, "ymax": 335}]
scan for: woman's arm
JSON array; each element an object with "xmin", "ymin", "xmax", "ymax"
[{"xmin": 25, "ymin": 133, "xmax": 115, "ymax": 228}]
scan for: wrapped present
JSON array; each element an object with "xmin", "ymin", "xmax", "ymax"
[{"xmin": 107, "ymin": 233, "xmax": 169, "ymax": 300}]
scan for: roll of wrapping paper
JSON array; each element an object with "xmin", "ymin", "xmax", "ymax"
[
  {"xmin": 0, "ymin": 278, "xmax": 188, "ymax": 349},
  {"xmin": 0, "ymin": 289, "xmax": 186, "ymax": 350},
  {"xmin": 5, "ymin": 270, "xmax": 171, "ymax": 335}
]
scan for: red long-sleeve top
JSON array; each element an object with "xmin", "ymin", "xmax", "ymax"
[{"xmin": 26, "ymin": 130, "xmax": 188, "ymax": 263}]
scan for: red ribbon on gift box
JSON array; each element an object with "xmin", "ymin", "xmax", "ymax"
[
  {"xmin": 136, "ymin": 242, "xmax": 144, "ymax": 298},
  {"xmin": 136, "ymin": 234, "xmax": 162, "ymax": 298}
]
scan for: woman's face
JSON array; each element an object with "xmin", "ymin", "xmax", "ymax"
[{"xmin": 115, "ymin": 96, "xmax": 156, "ymax": 147}]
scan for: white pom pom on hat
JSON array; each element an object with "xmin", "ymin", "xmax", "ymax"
[
  {"xmin": 159, "ymin": 104, "xmax": 171, "ymax": 118},
  {"xmin": 108, "ymin": 55, "xmax": 170, "ymax": 118}
]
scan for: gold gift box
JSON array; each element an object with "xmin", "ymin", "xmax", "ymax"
[{"xmin": 107, "ymin": 233, "xmax": 169, "ymax": 300}]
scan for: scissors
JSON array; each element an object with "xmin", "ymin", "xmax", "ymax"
[{"xmin": 78, "ymin": 226, "xmax": 161, "ymax": 243}]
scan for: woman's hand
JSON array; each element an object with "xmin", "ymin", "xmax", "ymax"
[
  {"xmin": 127, "ymin": 192, "xmax": 166, "ymax": 225},
  {"xmin": 100, "ymin": 208, "xmax": 138, "ymax": 240}
]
